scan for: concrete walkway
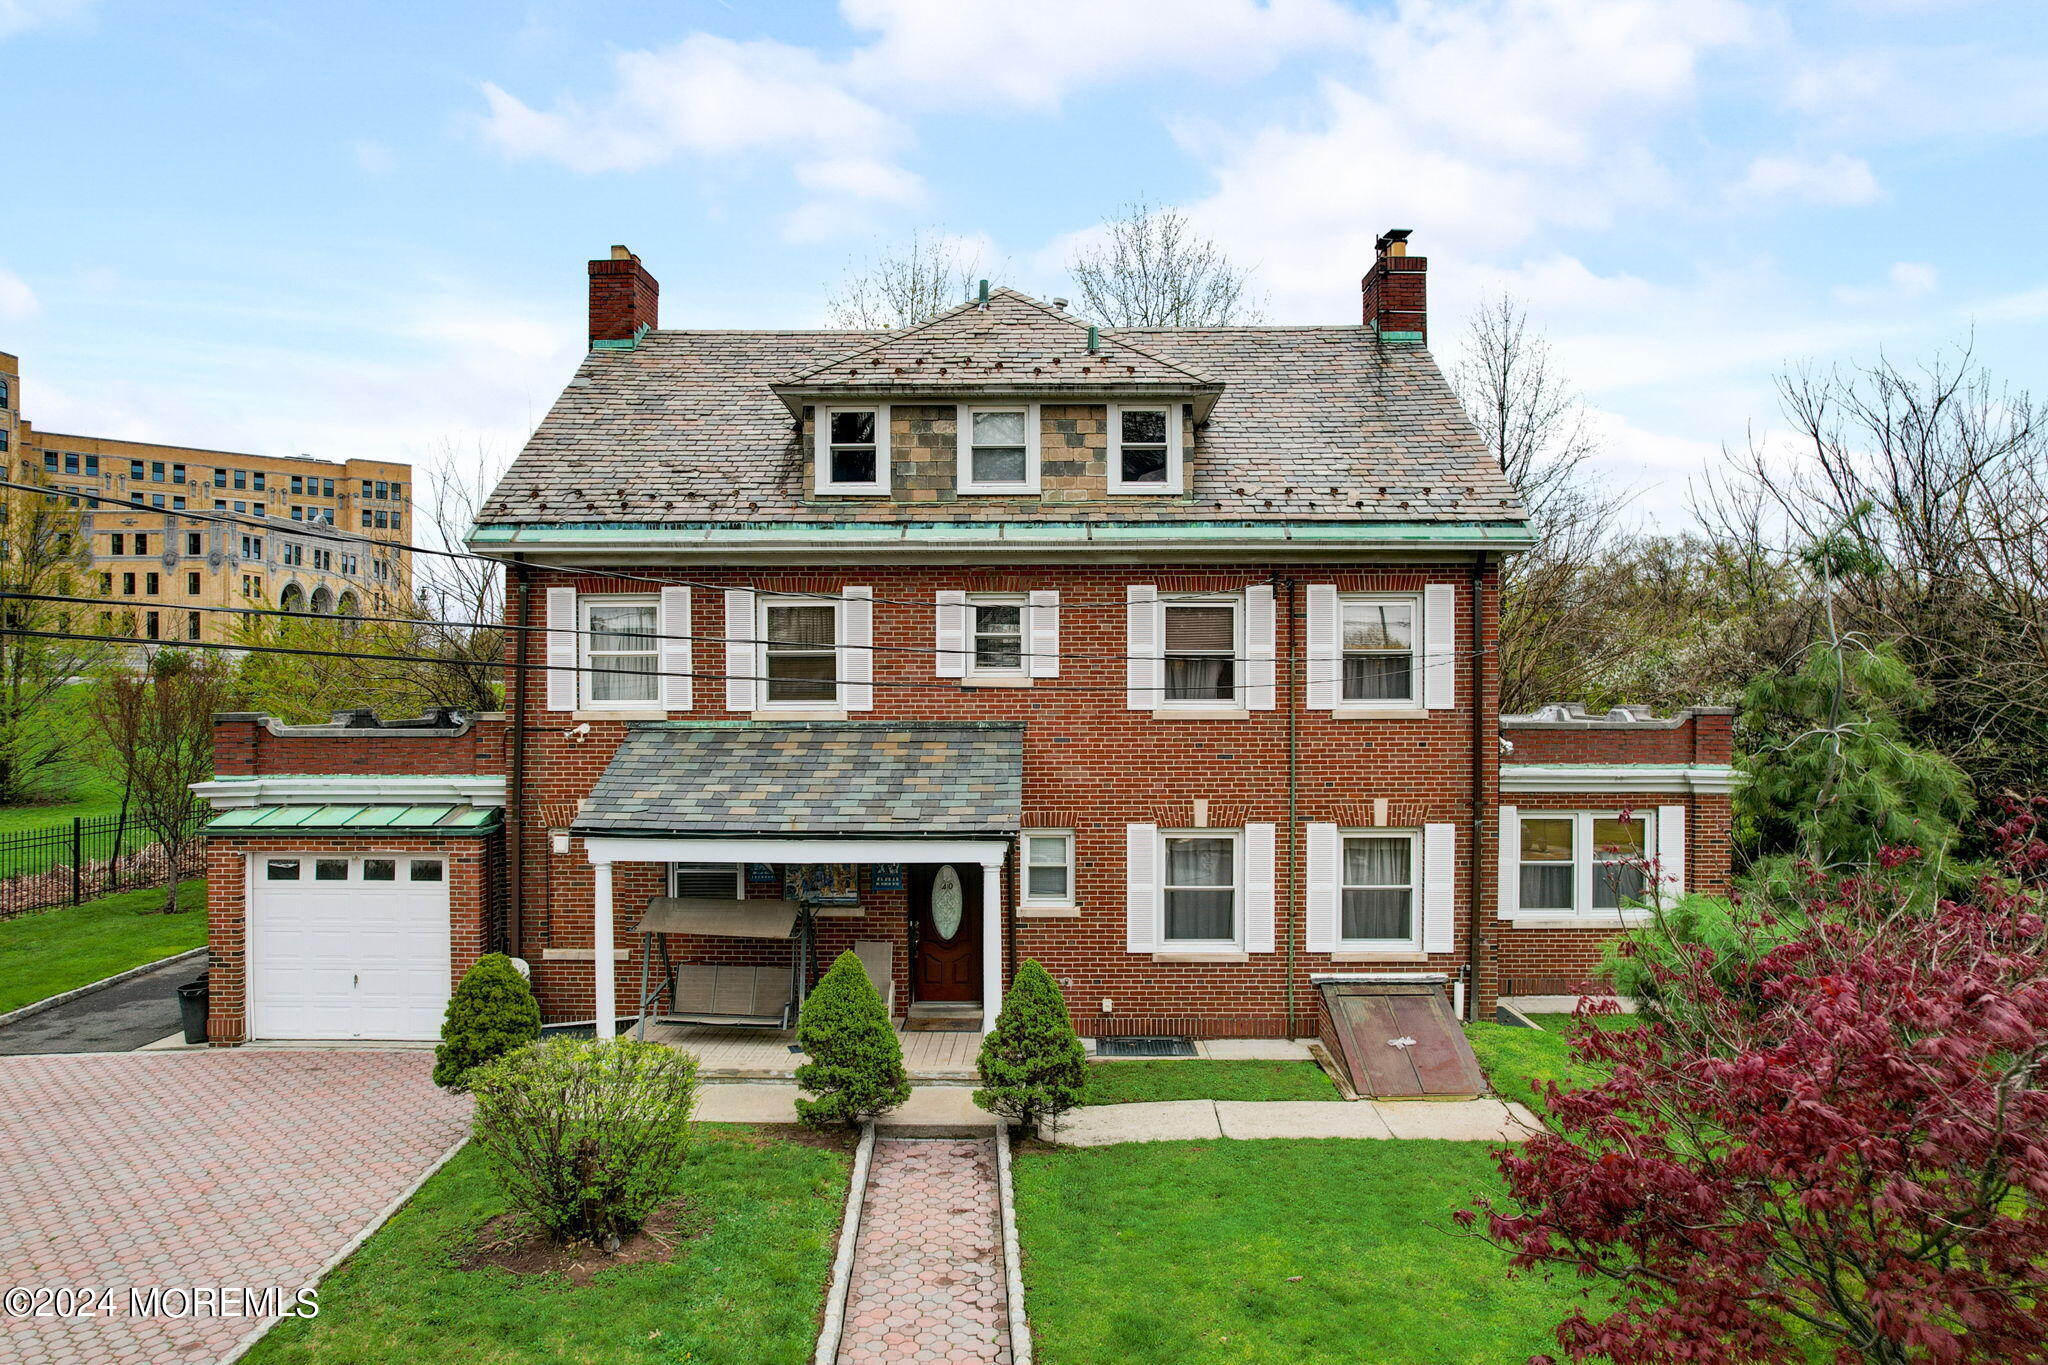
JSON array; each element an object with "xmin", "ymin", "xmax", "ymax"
[
  {"xmin": 838, "ymin": 1137, "xmax": 1012, "ymax": 1364},
  {"xmin": 695, "ymin": 1082, "xmax": 1538, "ymax": 1143},
  {"xmin": 0, "ymin": 951, "xmax": 208, "ymax": 1056}
]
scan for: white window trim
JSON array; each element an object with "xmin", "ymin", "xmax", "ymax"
[
  {"xmin": 756, "ymin": 593, "xmax": 843, "ymax": 710},
  {"xmin": 1513, "ymin": 810, "xmax": 1657, "ymax": 923},
  {"xmin": 1159, "ymin": 828, "xmax": 1242, "ymax": 951},
  {"xmin": 1336, "ymin": 829, "xmax": 1423, "ymax": 951},
  {"xmin": 670, "ymin": 862, "xmax": 744, "ymax": 899},
  {"xmin": 956, "ymin": 403, "xmax": 1041, "ymax": 494},
  {"xmin": 815, "ymin": 405, "xmax": 890, "ymax": 496},
  {"xmin": 1157, "ymin": 594, "xmax": 1243, "ymax": 710},
  {"xmin": 1336, "ymin": 593, "xmax": 1423, "ymax": 711},
  {"xmin": 965, "ymin": 593, "xmax": 1029, "ymax": 677},
  {"xmin": 578, "ymin": 594, "xmax": 660, "ymax": 711},
  {"xmin": 1020, "ymin": 829, "xmax": 1076, "ymax": 910},
  {"xmin": 1107, "ymin": 401, "xmax": 1185, "ymax": 494}
]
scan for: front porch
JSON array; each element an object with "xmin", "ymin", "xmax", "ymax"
[{"xmin": 638, "ymin": 1020, "xmax": 984, "ymax": 1080}]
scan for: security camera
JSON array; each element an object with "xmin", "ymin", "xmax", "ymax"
[{"xmin": 564, "ymin": 722, "xmax": 591, "ymax": 743}]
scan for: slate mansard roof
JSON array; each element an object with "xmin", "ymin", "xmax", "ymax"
[
  {"xmin": 477, "ymin": 287, "xmax": 1527, "ymax": 529},
  {"xmin": 574, "ymin": 723, "xmax": 1025, "ymax": 837}
]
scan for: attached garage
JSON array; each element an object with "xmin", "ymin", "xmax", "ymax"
[{"xmin": 248, "ymin": 852, "xmax": 452, "ymax": 1041}]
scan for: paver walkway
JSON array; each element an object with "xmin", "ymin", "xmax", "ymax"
[
  {"xmin": 838, "ymin": 1137, "xmax": 1011, "ymax": 1364},
  {"xmin": 0, "ymin": 1050, "xmax": 471, "ymax": 1365},
  {"xmin": 1050, "ymin": 1095, "xmax": 1540, "ymax": 1146}
]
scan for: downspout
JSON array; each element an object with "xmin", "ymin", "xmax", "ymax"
[
  {"xmin": 1278, "ymin": 571, "xmax": 1299, "ymax": 1038},
  {"xmin": 1467, "ymin": 558, "xmax": 1487, "ymax": 1022},
  {"xmin": 506, "ymin": 557, "xmax": 530, "ymax": 960}
]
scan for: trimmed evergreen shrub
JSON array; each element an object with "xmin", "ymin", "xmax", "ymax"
[
  {"xmin": 470, "ymin": 1036, "xmax": 699, "ymax": 1246},
  {"xmin": 974, "ymin": 959, "xmax": 1087, "ymax": 1136},
  {"xmin": 794, "ymin": 949, "xmax": 909, "ymax": 1128},
  {"xmin": 433, "ymin": 952, "xmax": 541, "ymax": 1090}
]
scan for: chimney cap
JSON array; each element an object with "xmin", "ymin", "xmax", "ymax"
[
  {"xmin": 1375, "ymin": 228, "xmax": 1413, "ymax": 256},
  {"xmin": 609, "ymin": 244, "xmax": 635, "ymax": 261}
]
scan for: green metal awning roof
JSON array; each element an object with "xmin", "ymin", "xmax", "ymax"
[{"xmin": 206, "ymin": 804, "xmax": 502, "ymax": 833}]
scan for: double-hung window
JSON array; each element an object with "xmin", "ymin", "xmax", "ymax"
[
  {"xmin": 817, "ymin": 407, "xmax": 888, "ymax": 494},
  {"xmin": 969, "ymin": 596, "xmax": 1025, "ymax": 675},
  {"xmin": 1518, "ymin": 813, "xmax": 1653, "ymax": 915},
  {"xmin": 1108, "ymin": 403, "xmax": 1183, "ymax": 493},
  {"xmin": 670, "ymin": 863, "xmax": 742, "ymax": 899},
  {"xmin": 1340, "ymin": 832, "xmax": 1418, "ymax": 946},
  {"xmin": 1162, "ymin": 599, "xmax": 1238, "ymax": 703},
  {"xmin": 1022, "ymin": 831, "xmax": 1074, "ymax": 907},
  {"xmin": 761, "ymin": 598, "xmax": 839, "ymax": 705},
  {"xmin": 1341, "ymin": 597, "xmax": 1417, "ymax": 704},
  {"xmin": 957, "ymin": 405, "xmax": 1038, "ymax": 492},
  {"xmin": 1163, "ymin": 833, "xmax": 1238, "ymax": 945},
  {"xmin": 581, "ymin": 597, "xmax": 659, "ymax": 707}
]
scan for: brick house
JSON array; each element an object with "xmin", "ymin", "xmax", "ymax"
[{"xmin": 194, "ymin": 235, "xmax": 1735, "ymax": 1045}]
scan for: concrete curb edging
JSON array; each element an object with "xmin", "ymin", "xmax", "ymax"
[
  {"xmin": 813, "ymin": 1119, "xmax": 877, "ymax": 1365},
  {"xmin": 995, "ymin": 1125, "xmax": 1033, "ymax": 1365},
  {"xmin": 0, "ymin": 946, "xmax": 206, "ymax": 1030},
  {"xmin": 217, "ymin": 1125, "xmax": 473, "ymax": 1365}
]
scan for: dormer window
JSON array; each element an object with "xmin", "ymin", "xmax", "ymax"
[
  {"xmin": 816, "ymin": 406, "xmax": 889, "ymax": 495},
  {"xmin": 958, "ymin": 405, "xmax": 1040, "ymax": 493},
  {"xmin": 1108, "ymin": 402, "xmax": 1185, "ymax": 494}
]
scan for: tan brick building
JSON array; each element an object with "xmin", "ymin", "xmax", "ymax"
[{"xmin": 0, "ymin": 350, "xmax": 410, "ymax": 643}]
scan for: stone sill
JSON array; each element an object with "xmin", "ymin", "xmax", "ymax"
[
  {"xmin": 541, "ymin": 947, "xmax": 631, "ymax": 962},
  {"xmin": 960, "ymin": 676, "xmax": 1033, "ymax": 688},
  {"xmin": 1329, "ymin": 706, "xmax": 1429, "ymax": 721},
  {"xmin": 750, "ymin": 709, "xmax": 849, "ymax": 722},
  {"xmin": 1502, "ymin": 914, "xmax": 1653, "ymax": 931},
  {"xmin": 1328, "ymin": 950, "xmax": 1430, "ymax": 962},
  {"xmin": 1018, "ymin": 904, "xmax": 1081, "ymax": 918},
  {"xmin": 571, "ymin": 709, "xmax": 665, "ymax": 722},
  {"xmin": 1151, "ymin": 708, "xmax": 1252, "ymax": 721},
  {"xmin": 1150, "ymin": 951, "xmax": 1250, "ymax": 964}
]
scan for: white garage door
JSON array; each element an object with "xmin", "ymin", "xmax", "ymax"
[{"xmin": 248, "ymin": 853, "xmax": 452, "ymax": 1041}]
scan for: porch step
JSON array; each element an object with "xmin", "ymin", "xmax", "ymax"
[{"xmin": 902, "ymin": 1002, "xmax": 983, "ymax": 1032}]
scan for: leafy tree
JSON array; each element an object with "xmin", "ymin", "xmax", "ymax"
[
  {"xmin": 0, "ymin": 475, "xmax": 104, "ymax": 802},
  {"xmin": 973, "ymin": 960, "xmax": 1086, "ymax": 1136},
  {"xmin": 434, "ymin": 952, "xmax": 541, "ymax": 1090},
  {"xmin": 1067, "ymin": 202, "xmax": 1265, "ymax": 326},
  {"xmin": 1465, "ymin": 844, "xmax": 2048, "ymax": 1364},
  {"xmin": 793, "ymin": 949, "xmax": 908, "ymax": 1129}
]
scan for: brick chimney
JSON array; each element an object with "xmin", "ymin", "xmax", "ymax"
[
  {"xmin": 1360, "ymin": 228, "xmax": 1426, "ymax": 344},
  {"xmin": 587, "ymin": 245, "xmax": 659, "ymax": 347}
]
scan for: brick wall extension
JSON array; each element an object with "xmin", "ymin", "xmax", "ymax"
[
  {"xmin": 1503, "ymin": 709, "xmax": 1733, "ymax": 766},
  {"xmin": 212, "ymin": 714, "xmax": 505, "ymax": 777}
]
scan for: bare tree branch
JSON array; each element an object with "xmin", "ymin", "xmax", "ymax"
[
  {"xmin": 1067, "ymin": 203, "xmax": 1266, "ymax": 327},
  {"xmin": 826, "ymin": 230, "xmax": 987, "ymax": 329}
]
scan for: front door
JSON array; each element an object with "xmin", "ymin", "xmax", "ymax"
[{"xmin": 910, "ymin": 863, "xmax": 982, "ymax": 1002}]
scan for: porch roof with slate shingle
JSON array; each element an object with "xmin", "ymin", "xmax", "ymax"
[
  {"xmin": 571, "ymin": 722, "xmax": 1024, "ymax": 837},
  {"xmin": 474, "ymin": 286, "xmax": 1528, "ymax": 530}
]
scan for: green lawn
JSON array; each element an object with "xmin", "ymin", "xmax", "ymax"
[
  {"xmin": 1525, "ymin": 1011, "xmax": 1639, "ymax": 1034},
  {"xmin": 247, "ymin": 1128, "xmax": 850, "ymax": 1365},
  {"xmin": 0, "ymin": 767, "xmax": 126, "ymax": 833},
  {"xmin": 1464, "ymin": 1020, "xmax": 1623, "ymax": 1120},
  {"xmin": 1014, "ymin": 1139, "xmax": 1594, "ymax": 1364},
  {"xmin": 0, "ymin": 879, "xmax": 204, "ymax": 1013},
  {"xmin": 1080, "ymin": 1059, "xmax": 1341, "ymax": 1106}
]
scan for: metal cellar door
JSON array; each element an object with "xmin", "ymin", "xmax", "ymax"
[{"xmin": 1316, "ymin": 981, "xmax": 1486, "ymax": 1099}]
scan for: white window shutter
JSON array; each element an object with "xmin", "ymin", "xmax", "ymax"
[
  {"xmin": 1423, "ymin": 583, "xmax": 1457, "ymax": 710},
  {"xmin": 1657, "ymin": 805, "xmax": 1687, "ymax": 905},
  {"xmin": 1422, "ymin": 823, "xmax": 1456, "ymax": 954},
  {"xmin": 1125, "ymin": 584, "xmax": 1161, "ymax": 710},
  {"xmin": 1244, "ymin": 585, "xmax": 1276, "ymax": 710},
  {"xmin": 1125, "ymin": 823, "xmax": 1159, "ymax": 953},
  {"xmin": 1244, "ymin": 822, "xmax": 1276, "ymax": 952},
  {"xmin": 1305, "ymin": 823, "xmax": 1340, "ymax": 952},
  {"xmin": 545, "ymin": 586, "xmax": 577, "ymax": 711},
  {"xmin": 723, "ymin": 588, "xmax": 756, "ymax": 712},
  {"xmin": 842, "ymin": 586, "xmax": 873, "ymax": 711},
  {"xmin": 1305, "ymin": 584, "xmax": 1338, "ymax": 710},
  {"xmin": 1028, "ymin": 590, "xmax": 1060, "ymax": 678},
  {"xmin": 935, "ymin": 590, "xmax": 968, "ymax": 679},
  {"xmin": 659, "ymin": 586, "xmax": 691, "ymax": 711},
  {"xmin": 1497, "ymin": 806, "xmax": 1520, "ymax": 919}
]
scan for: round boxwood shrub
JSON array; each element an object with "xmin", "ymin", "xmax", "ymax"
[
  {"xmin": 434, "ymin": 952, "xmax": 541, "ymax": 1091},
  {"xmin": 470, "ymin": 1036, "xmax": 700, "ymax": 1247},
  {"xmin": 974, "ymin": 959, "xmax": 1086, "ymax": 1136},
  {"xmin": 794, "ymin": 949, "xmax": 909, "ymax": 1129}
]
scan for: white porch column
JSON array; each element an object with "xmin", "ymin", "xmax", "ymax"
[
  {"xmin": 592, "ymin": 858, "xmax": 616, "ymax": 1040},
  {"xmin": 982, "ymin": 859, "xmax": 1004, "ymax": 1026}
]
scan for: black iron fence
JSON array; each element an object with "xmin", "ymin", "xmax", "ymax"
[{"xmin": 0, "ymin": 805, "xmax": 211, "ymax": 919}]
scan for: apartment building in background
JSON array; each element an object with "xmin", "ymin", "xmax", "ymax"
[{"xmin": 0, "ymin": 350, "xmax": 411, "ymax": 643}]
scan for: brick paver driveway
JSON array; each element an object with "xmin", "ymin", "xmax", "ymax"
[{"xmin": 0, "ymin": 1051, "xmax": 471, "ymax": 1365}]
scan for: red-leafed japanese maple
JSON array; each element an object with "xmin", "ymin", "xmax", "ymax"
[{"xmin": 1463, "ymin": 847, "xmax": 2048, "ymax": 1365}]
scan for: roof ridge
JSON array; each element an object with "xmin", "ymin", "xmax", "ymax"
[
  {"xmin": 993, "ymin": 289, "xmax": 1214, "ymax": 384},
  {"xmin": 783, "ymin": 293, "xmax": 997, "ymax": 383}
]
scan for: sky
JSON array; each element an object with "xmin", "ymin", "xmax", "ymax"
[{"xmin": 2, "ymin": 0, "xmax": 2046, "ymax": 525}]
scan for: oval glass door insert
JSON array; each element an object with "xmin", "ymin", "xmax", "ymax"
[{"xmin": 930, "ymin": 865, "xmax": 964, "ymax": 940}]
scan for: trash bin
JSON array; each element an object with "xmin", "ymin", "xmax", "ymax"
[{"xmin": 176, "ymin": 974, "xmax": 209, "ymax": 1045}]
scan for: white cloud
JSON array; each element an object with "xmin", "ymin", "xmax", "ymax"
[
  {"xmin": 0, "ymin": 0, "xmax": 94, "ymax": 41},
  {"xmin": 0, "ymin": 266, "xmax": 40, "ymax": 321},
  {"xmin": 1735, "ymin": 151, "xmax": 1881, "ymax": 206},
  {"xmin": 351, "ymin": 139, "xmax": 396, "ymax": 175},
  {"xmin": 1832, "ymin": 260, "xmax": 1938, "ymax": 306}
]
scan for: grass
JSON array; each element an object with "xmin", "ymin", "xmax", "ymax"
[
  {"xmin": 1080, "ymin": 1059, "xmax": 1341, "ymax": 1106},
  {"xmin": 0, "ymin": 878, "xmax": 204, "ymax": 1013},
  {"xmin": 1526, "ymin": 1011, "xmax": 1638, "ymax": 1034},
  {"xmin": 1014, "ymin": 1138, "xmax": 1595, "ymax": 1364},
  {"xmin": 246, "ymin": 1127, "xmax": 851, "ymax": 1365}
]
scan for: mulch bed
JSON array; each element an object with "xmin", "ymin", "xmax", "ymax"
[{"xmin": 457, "ymin": 1202, "xmax": 713, "ymax": 1284}]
